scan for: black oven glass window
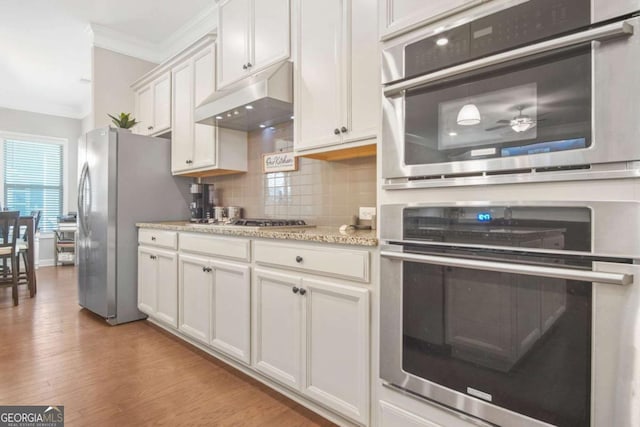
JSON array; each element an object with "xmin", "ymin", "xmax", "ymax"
[
  {"xmin": 404, "ymin": 45, "xmax": 591, "ymax": 166},
  {"xmin": 402, "ymin": 263, "xmax": 592, "ymax": 426}
]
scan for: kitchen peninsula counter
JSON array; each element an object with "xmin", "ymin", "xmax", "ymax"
[{"xmin": 136, "ymin": 221, "xmax": 378, "ymax": 247}]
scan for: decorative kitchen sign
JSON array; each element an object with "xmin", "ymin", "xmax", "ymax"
[{"xmin": 262, "ymin": 151, "xmax": 298, "ymax": 173}]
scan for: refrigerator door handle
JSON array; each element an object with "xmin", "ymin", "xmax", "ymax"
[{"xmin": 78, "ymin": 162, "xmax": 89, "ymax": 236}]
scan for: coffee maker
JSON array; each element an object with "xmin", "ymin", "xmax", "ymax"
[{"xmin": 189, "ymin": 183, "xmax": 217, "ymax": 222}]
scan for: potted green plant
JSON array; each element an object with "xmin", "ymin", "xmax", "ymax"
[{"xmin": 108, "ymin": 112, "xmax": 138, "ymax": 130}]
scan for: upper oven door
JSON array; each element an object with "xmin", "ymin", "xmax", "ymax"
[{"xmin": 382, "ymin": 16, "xmax": 640, "ymax": 180}]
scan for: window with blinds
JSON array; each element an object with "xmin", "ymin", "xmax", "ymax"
[{"xmin": 3, "ymin": 139, "xmax": 63, "ymax": 232}]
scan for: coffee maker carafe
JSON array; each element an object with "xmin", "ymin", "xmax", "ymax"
[{"xmin": 189, "ymin": 183, "xmax": 216, "ymax": 222}]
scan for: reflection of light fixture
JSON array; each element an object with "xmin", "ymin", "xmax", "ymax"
[
  {"xmin": 510, "ymin": 117, "xmax": 535, "ymax": 133},
  {"xmin": 290, "ymin": 115, "xmax": 295, "ymax": 120},
  {"xmin": 259, "ymin": 124, "xmax": 266, "ymax": 128},
  {"xmin": 436, "ymin": 38, "xmax": 449, "ymax": 46},
  {"xmin": 233, "ymin": 110, "xmax": 239, "ymax": 115},
  {"xmin": 227, "ymin": 113, "xmax": 232, "ymax": 117},
  {"xmin": 245, "ymin": 105, "xmax": 253, "ymax": 110},
  {"xmin": 449, "ymin": 131, "xmax": 457, "ymax": 136},
  {"xmin": 215, "ymin": 116, "xmax": 223, "ymax": 120},
  {"xmin": 457, "ymin": 104, "xmax": 481, "ymax": 126}
]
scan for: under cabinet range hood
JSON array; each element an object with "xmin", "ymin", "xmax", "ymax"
[{"xmin": 194, "ymin": 61, "xmax": 293, "ymax": 132}]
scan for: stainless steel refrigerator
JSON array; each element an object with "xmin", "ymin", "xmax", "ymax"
[{"xmin": 77, "ymin": 127, "xmax": 190, "ymax": 324}]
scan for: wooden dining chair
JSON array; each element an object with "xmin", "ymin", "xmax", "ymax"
[
  {"xmin": 0, "ymin": 211, "xmax": 21, "ymax": 305},
  {"xmin": 17, "ymin": 210, "xmax": 41, "ymax": 295}
]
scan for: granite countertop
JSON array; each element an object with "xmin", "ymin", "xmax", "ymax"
[{"xmin": 136, "ymin": 221, "xmax": 378, "ymax": 247}]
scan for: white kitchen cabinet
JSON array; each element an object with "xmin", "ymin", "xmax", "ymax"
[
  {"xmin": 179, "ymin": 253, "xmax": 211, "ymax": 344},
  {"xmin": 253, "ymin": 268, "xmax": 303, "ymax": 390},
  {"xmin": 137, "ymin": 246, "xmax": 178, "ymax": 328},
  {"xmin": 210, "ymin": 260, "xmax": 251, "ymax": 364},
  {"xmin": 379, "ymin": 401, "xmax": 444, "ymax": 427},
  {"xmin": 253, "ymin": 267, "xmax": 370, "ymax": 425},
  {"xmin": 171, "ymin": 42, "xmax": 248, "ymax": 176},
  {"xmin": 302, "ymin": 278, "xmax": 370, "ymax": 425},
  {"xmin": 134, "ymin": 71, "xmax": 171, "ymax": 136},
  {"xmin": 178, "ymin": 240, "xmax": 252, "ymax": 364},
  {"xmin": 217, "ymin": 0, "xmax": 290, "ymax": 89},
  {"xmin": 379, "ymin": 0, "xmax": 484, "ymax": 41},
  {"xmin": 294, "ymin": 0, "xmax": 378, "ymax": 156}
]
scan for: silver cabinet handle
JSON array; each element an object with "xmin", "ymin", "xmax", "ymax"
[
  {"xmin": 380, "ymin": 250, "xmax": 633, "ymax": 286},
  {"xmin": 384, "ymin": 20, "xmax": 635, "ymax": 97}
]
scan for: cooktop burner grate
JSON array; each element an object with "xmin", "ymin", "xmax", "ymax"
[{"xmin": 229, "ymin": 218, "xmax": 308, "ymax": 227}]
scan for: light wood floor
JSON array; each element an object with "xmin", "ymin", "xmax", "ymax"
[{"xmin": 0, "ymin": 266, "xmax": 335, "ymax": 426}]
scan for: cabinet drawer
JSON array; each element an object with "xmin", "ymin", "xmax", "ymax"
[
  {"xmin": 180, "ymin": 233, "xmax": 250, "ymax": 262},
  {"xmin": 138, "ymin": 229, "xmax": 177, "ymax": 250},
  {"xmin": 254, "ymin": 241, "xmax": 370, "ymax": 282}
]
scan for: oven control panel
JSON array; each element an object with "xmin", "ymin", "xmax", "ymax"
[{"xmin": 405, "ymin": 0, "xmax": 590, "ymax": 79}]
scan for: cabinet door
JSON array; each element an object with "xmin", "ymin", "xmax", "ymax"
[
  {"xmin": 136, "ymin": 85, "xmax": 153, "ymax": 136},
  {"xmin": 137, "ymin": 247, "xmax": 157, "ymax": 315},
  {"xmin": 253, "ymin": 268, "xmax": 303, "ymax": 389},
  {"xmin": 210, "ymin": 260, "xmax": 251, "ymax": 364},
  {"xmin": 251, "ymin": 0, "xmax": 290, "ymax": 71},
  {"xmin": 218, "ymin": 0, "xmax": 250, "ymax": 89},
  {"xmin": 294, "ymin": 0, "xmax": 343, "ymax": 151},
  {"xmin": 192, "ymin": 47, "xmax": 217, "ymax": 169},
  {"xmin": 155, "ymin": 249, "xmax": 178, "ymax": 328},
  {"xmin": 171, "ymin": 61, "xmax": 194, "ymax": 173},
  {"xmin": 152, "ymin": 72, "xmax": 171, "ymax": 134},
  {"xmin": 178, "ymin": 254, "xmax": 211, "ymax": 344},
  {"xmin": 345, "ymin": 0, "xmax": 378, "ymax": 144},
  {"xmin": 302, "ymin": 279, "xmax": 370, "ymax": 425},
  {"xmin": 380, "ymin": 0, "xmax": 480, "ymax": 41}
]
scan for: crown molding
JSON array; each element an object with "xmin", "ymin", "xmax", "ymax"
[
  {"xmin": 160, "ymin": 5, "xmax": 218, "ymax": 59},
  {"xmin": 86, "ymin": 4, "xmax": 218, "ymax": 65},
  {"xmin": 86, "ymin": 23, "xmax": 164, "ymax": 63}
]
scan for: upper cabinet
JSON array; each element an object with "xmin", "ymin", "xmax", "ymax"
[
  {"xmin": 217, "ymin": 0, "xmax": 290, "ymax": 90},
  {"xmin": 293, "ymin": 0, "xmax": 378, "ymax": 158},
  {"xmin": 171, "ymin": 42, "xmax": 248, "ymax": 176},
  {"xmin": 379, "ymin": 0, "xmax": 486, "ymax": 41},
  {"xmin": 134, "ymin": 71, "xmax": 171, "ymax": 136},
  {"xmin": 131, "ymin": 35, "xmax": 248, "ymax": 178}
]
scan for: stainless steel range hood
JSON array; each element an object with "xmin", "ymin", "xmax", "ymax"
[{"xmin": 194, "ymin": 61, "xmax": 293, "ymax": 132}]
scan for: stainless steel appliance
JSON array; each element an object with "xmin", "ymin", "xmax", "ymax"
[
  {"xmin": 188, "ymin": 218, "xmax": 313, "ymax": 231},
  {"xmin": 77, "ymin": 128, "xmax": 190, "ymax": 325},
  {"xmin": 189, "ymin": 183, "xmax": 216, "ymax": 222},
  {"xmin": 382, "ymin": 0, "xmax": 640, "ymax": 188},
  {"xmin": 380, "ymin": 201, "xmax": 640, "ymax": 426},
  {"xmin": 194, "ymin": 61, "xmax": 293, "ymax": 132}
]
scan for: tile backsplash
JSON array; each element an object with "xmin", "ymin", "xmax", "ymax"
[{"xmin": 203, "ymin": 122, "xmax": 376, "ymax": 226}]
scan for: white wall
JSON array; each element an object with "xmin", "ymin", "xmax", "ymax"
[
  {"xmin": 0, "ymin": 106, "xmax": 82, "ymax": 265},
  {"xmin": 91, "ymin": 47, "xmax": 157, "ymax": 128}
]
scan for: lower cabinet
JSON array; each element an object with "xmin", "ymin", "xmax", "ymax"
[
  {"xmin": 379, "ymin": 401, "xmax": 443, "ymax": 427},
  {"xmin": 178, "ymin": 253, "xmax": 251, "ymax": 364},
  {"xmin": 137, "ymin": 246, "xmax": 178, "ymax": 328},
  {"xmin": 253, "ymin": 268, "xmax": 370, "ymax": 425}
]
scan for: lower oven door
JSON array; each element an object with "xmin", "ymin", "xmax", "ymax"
[{"xmin": 380, "ymin": 246, "xmax": 639, "ymax": 427}]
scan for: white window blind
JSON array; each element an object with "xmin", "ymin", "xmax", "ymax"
[{"xmin": 3, "ymin": 139, "xmax": 63, "ymax": 232}]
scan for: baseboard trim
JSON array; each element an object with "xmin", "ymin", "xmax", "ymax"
[{"xmin": 38, "ymin": 259, "xmax": 55, "ymax": 268}]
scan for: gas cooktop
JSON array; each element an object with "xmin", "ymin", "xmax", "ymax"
[
  {"xmin": 188, "ymin": 218, "xmax": 314, "ymax": 230},
  {"xmin": 229, "ymin": 218, "xmax": 308, "ymax": 227}
]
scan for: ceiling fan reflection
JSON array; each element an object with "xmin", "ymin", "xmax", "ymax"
[{"xmin": 485, "ymin": 106, "xmax": 547, "ymax": 133}]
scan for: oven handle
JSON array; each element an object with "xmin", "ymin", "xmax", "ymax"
[
  {"xmin": 380, "ymin": 250, "xmax": 633, "ymax": 286},
  {"xmin": 384, "ymin": 19, "xmax": 635, "ymax": 97}
]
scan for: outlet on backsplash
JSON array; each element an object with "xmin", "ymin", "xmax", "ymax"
[{"xmin": 203, "ymin": 121, "xmax": 376, "ymax": 227}]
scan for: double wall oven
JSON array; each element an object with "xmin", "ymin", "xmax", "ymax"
[
  {"xmin": 378, "ymin": 1, "xmax": 640, "ymax": 426},
  {"xmin": 382, "ymin": 0, "xmax": 640, "ymax": 187},
  {"xmin": 380, "ymin": 202, "xmax": 640, "ymax": 426}
]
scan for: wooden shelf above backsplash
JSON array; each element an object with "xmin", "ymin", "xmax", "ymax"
[{"xmin": 296, "ymin": 142, "xmax": 376, "ymax": 161}]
